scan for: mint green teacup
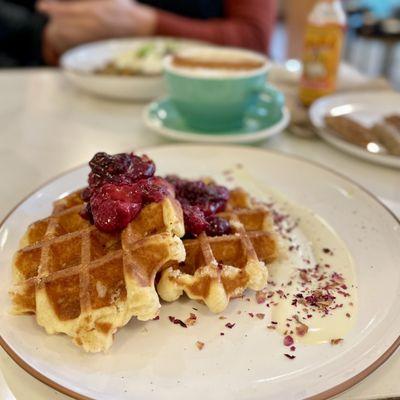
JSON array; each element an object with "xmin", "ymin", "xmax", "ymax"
[{"xmin": 163, "ymin": 48, "xmax": 284, "ymax": 132}]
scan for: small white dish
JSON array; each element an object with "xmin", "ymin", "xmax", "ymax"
[
  {"xmin": 144, "ymin": 97, "xmax": 290, "ymax": 144},
  {"xmin": 60, "ymin": 38, "xmax": 204, "ymax": 101},
  {"xmin": 309, "ymin": 90, "xmax": 400, "ymax": 169},
  {"xmin": 0, "ymin": 145, "xmax": 399, "ymax": 400}
]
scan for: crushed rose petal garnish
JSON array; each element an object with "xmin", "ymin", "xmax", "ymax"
[
  {"xmin": 225, "ymin": 322, "xmax": 235, "ymax": 329},
  {"xmin": 283, "ymin": 335, "xmax": 294, "ymax": 346},
  {"xmin": 168, "ymin": 316, "xmax": 187, "ymax": 328},
  {"xmin": 218, "ymin": 170, "xmax": 357, "ymax": 352},
  {"xmin": 330, "ymin": 338, "xmax": 343, "ymax": 345},
  {"xmin": 292, "ymin": 316, "xmax": 309, "ymax": 337},
  {"xmin": 260, "ymin": 194, "xmax": 358, "ymax": 346},
  {"xmin": 186, "ymin": 313, "xmax": 197, "ymax": 326},
  {"xmin": 196, "ymin": 341, "xmax": 205, "ymax": 350},
  {"xmin": 284, "ymin": 353, "xmax": 296, "ymax": 360},
  {"xmin": 256, "ymin": 290, "xmax": 267, "ymax": 304}
]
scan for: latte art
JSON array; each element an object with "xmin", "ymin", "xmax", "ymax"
[{"xmin": 165, "ymin": 47, "xmax": 268, "ymax": 78}]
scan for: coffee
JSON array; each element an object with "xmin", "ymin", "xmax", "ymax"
[
  {"xmin": 166, "ymin": 48, "xmax": 267, "ymax": 77},
  {"xmin": 172, "ymin": 55, "xmax": 264, "ymax": 71}
]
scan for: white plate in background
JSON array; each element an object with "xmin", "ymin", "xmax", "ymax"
[
  {"xmin": 60, "ymin": 38, "xmax": 205, "ymax": 101},
  {"xmin": 310, "ymin": 91, "xmax": 400, "ymax": 169}
]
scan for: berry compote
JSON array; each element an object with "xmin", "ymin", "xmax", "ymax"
[
  {"xmin": 166, "ymin": 175, "xmax": 231, "ymax": 237},
  {"xmin": 81, "ymin": 152, "xmax": 173, "ymax": 232},
  {"xmin": 81, "ymin": 152, "xmax": 232, "ymax": 237}
]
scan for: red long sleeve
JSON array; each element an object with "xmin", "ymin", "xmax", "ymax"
[{"xmin": 155, "ymin": 0, "xmax": 277, "ymax": 54}]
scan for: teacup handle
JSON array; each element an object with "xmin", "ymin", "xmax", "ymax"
[{"xmin": 250, "ymin": 83, "xmax": 285, "ymax": 122}]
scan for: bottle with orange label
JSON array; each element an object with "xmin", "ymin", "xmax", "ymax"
[{"xmin": 299, "ymin": 0, "xmax": 347, "ymax": 106}]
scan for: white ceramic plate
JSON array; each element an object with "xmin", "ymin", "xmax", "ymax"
[
  {"xmin": 309, "ymin": 91, "xmax": 400, "ymax": 169},
  {"xmin": 0, "ymin": 145, "xmax": 399, "ymax": 400},
  {"xmin": 60, "ymin": 38, "xmax": 205, "ymax": 101}
]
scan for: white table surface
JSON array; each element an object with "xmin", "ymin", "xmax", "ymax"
[{"xmin": 0, "ymin": 68, "xmax": 399, "ymax": 400}]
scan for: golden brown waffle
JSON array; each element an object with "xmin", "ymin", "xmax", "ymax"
[
  {"xmin": 11, "ymin": 191, "xmax": 185, "ymax": 352},
  {"xmin": 157, "ymin": 188, "xmax": 278, "ymax": 313}
]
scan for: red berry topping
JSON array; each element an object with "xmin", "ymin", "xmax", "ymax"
[
  {"xmin": 81, "ymin": 152, "xmax": 169, "ymax": 232},
  {"xmin": 90, "ymin": 184, "xmax": 142, "ymax": 232},
  {"xmin": 166, "ymin": 175, "xmax": 230, "ymax": 237},
  {"xmin": 87, "ymin": 152, "xmax": 155, "ymax": 195}
]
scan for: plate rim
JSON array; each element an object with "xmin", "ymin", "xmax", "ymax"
[
  {"xmin": 143, "ymin": 100, "xmax": 290, "ymax": 143},
  {"xmin": 309, "ymin": 90, "xmax": 400, "ymax": 169},
  {"xmin": 1, "ymin": 144, "xmax": 399, "ymax": 400}
]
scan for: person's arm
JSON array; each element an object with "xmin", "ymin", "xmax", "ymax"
[
  {"xmin": 154, "ymin": 0, "xmax": 277, "ymax": 53},
  {"xmin": 38, "ymin": 0, "xmax": 276, "ymax": 64}
]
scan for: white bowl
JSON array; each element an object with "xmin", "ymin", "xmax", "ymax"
[{"xmin": 60, "ymin": 38, "xmax": 205, "ymax": 101}]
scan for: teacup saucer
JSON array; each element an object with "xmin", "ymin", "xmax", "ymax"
[{"xmin": 143, "ymin": 97, "xmax": 290, "ymax": 144}]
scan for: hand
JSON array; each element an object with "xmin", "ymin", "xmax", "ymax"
[{"xmin": 38, "ymin": 0, "xmax": 156, "ymax": 54}]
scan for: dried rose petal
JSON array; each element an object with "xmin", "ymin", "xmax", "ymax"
[
  {"xmin": 168, "ymin": 316, "xmax": 187, "ymax": 328},
  {"xmin": 225, "ymin": 322, "xmax": 235, "ymax": 329},
  {"xmin": 196, "ymin": 341, "xmax": 205, "ymax": 350},
  {"xmin": 186, "ymin": 313, "xmax": 197, "ymax": 326},
  {"xmin": 304, "ymin": 290, "xmax": 335, "ymax": 310},
  {"xmin": 293, "ymin": 315, "xmax": 309, "ymax": 336},
  {"xmin": 330, "ymin": 338, "xmax": 343, "ymax": 345},
  {"xmin": 284, "ymin": 335, "xmax": 294, "ymax": 346},
  {"xmin": 299, "ymin": 270, "xmax": 309, "ymax": 282},
  {"xmin": 284, "ymin": 353, "xmax": 296, "ymax": 359},
  {"xmin": 295, "ymin": 323, "xmax": 308, "ymax": 337},
  {"xmin": 255, "ymin": 291, "xmax": 267, "ymax": 304},
  {"xmin": 256, "ymin": 313, "xmax": 265, "ymax": 320}
]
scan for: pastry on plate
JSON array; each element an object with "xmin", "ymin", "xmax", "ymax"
[
  {"xmin": 11, "ymin": 190, "xmax": 185, "ymax": 352},
  {"xmin": 157, "ymin": 188, "xmax": 278, "ymax": 313}
]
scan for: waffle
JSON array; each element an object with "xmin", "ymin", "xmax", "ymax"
[
  {"xmin": 157, "ymin": 189, "xmax": 278, "ymax": 313},
  {"xmin": 10, "ymin": 191, "xmax": 185, "ymax": 352}
]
